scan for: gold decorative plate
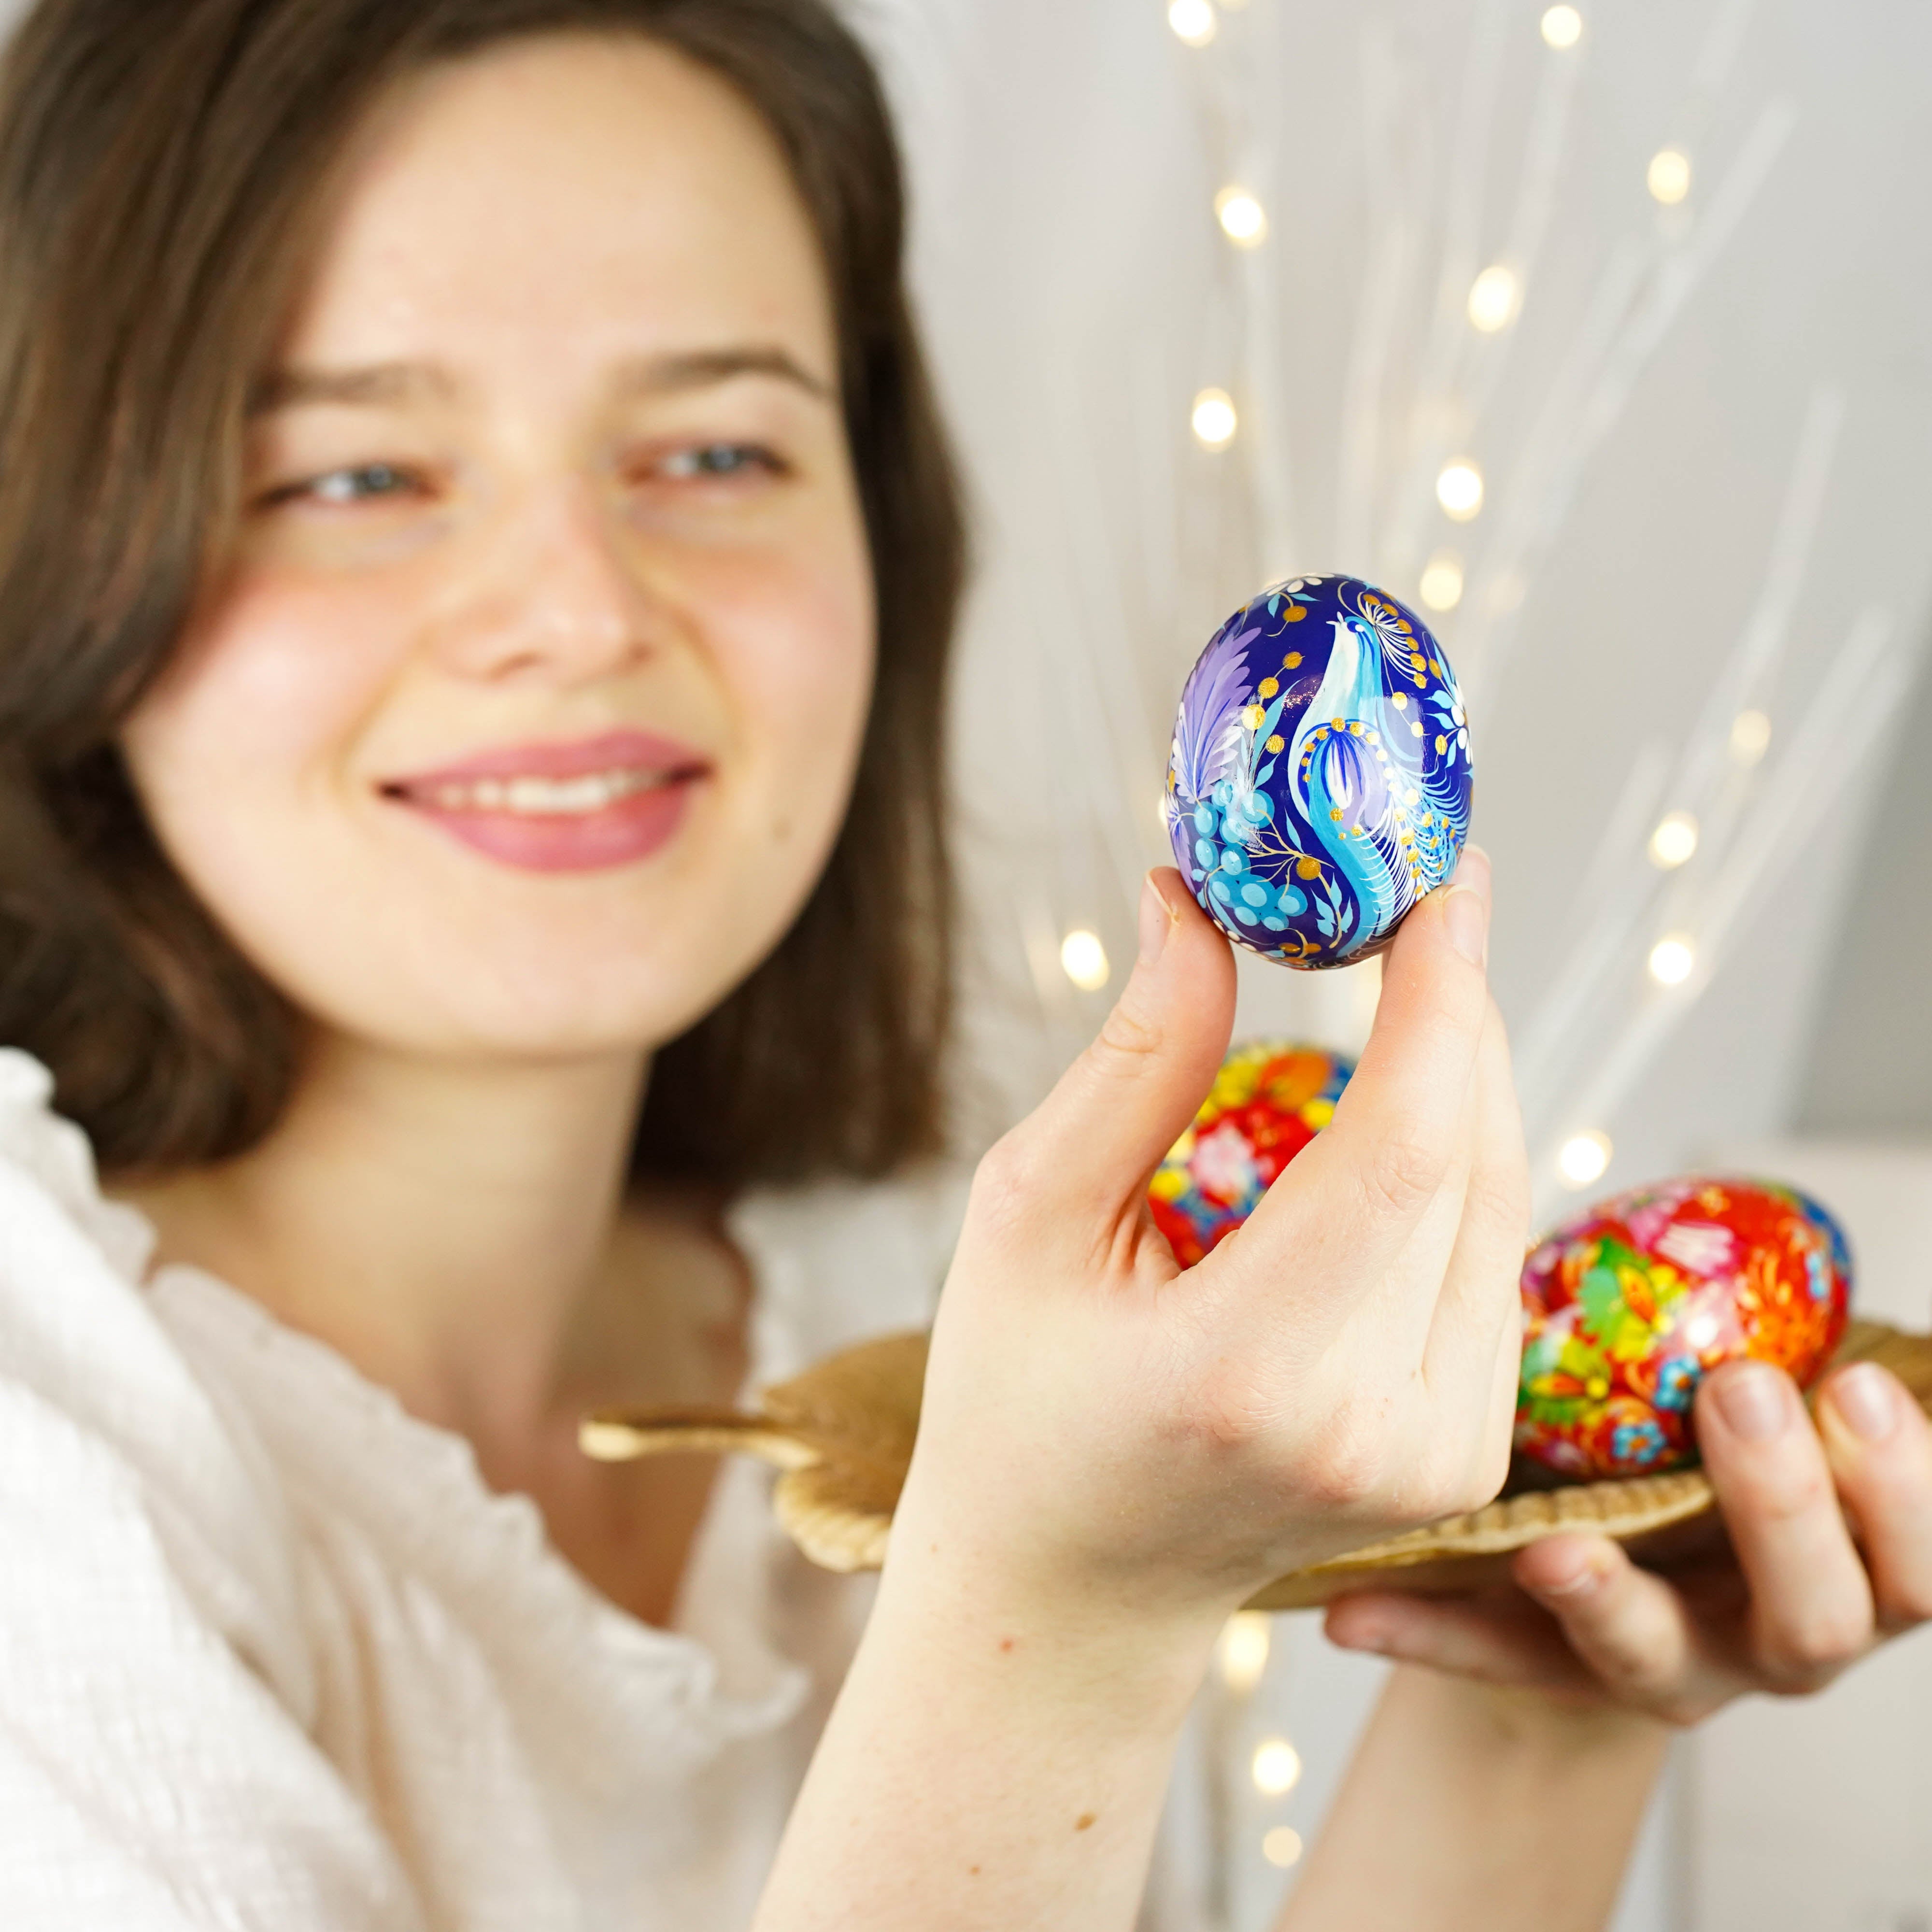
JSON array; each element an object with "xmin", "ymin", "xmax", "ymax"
[{"xmin": 581, "ymin": 1319, "xmax": 1932, "ymax": 1611}]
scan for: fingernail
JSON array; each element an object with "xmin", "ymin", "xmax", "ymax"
[
  {"xmin": 1443, "ymin": 846, "xmax": 1491, "ymax": 965},
  {"xmin": 1532, "ymin": 1553, "xmax": 1605, "ymax": 1600},
  {"xmin": 1711, "ymin": 1362, "xmax": 1791, "ymax": 1441},
  {"xmin": 1828, "ymin": 1363, "xmax": 1900, "ymax": 1444},
  {"xmin": 1452, "ymin": 844, "xmax": 1493, "ymax": 903},
  {"xmin": 1138, "ymin": 871, "xmax": 1176, "ymax": 966},
  {"xmin": 1444, "ymin": 887, "xmax": 1488, "ymax": 965},
  {"xmin": 1331, "ymin": 1620, "xmax": 1392, "ymax": 1654}
]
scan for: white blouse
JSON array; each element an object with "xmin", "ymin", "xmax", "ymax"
[{"xmin": 0, "ymin": 1048, "xmax": 986, "ymax": 1930}]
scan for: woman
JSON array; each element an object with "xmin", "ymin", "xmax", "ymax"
[{"xmin": 0, "ymin": 1, "xmax": 1924, "ymax": 1926}]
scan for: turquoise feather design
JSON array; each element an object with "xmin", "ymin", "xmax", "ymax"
[{"xmin": 1166, "ymin": 576, "xmax": 1472, "ymax": 970}]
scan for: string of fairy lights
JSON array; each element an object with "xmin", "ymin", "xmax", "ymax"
[
  {"xmin": 1114, "ymin": 2, "xmax": 1918, "ymax": 1917},
  {"xmin": 1147, "ymin": 0, "xmax": 1904, "ymax": 1218}
]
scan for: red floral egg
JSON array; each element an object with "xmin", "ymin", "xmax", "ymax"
[
  {"xmin": 1515, "ymin": 1177, "xmax": 1852, "ymax": 1480},
  {"xmin": 1149, "ymin": 1040, "xmax": 1353, "ymax": 1268}
]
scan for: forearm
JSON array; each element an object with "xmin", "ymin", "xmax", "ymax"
[
  {"xmin": 754, "ymin": 1521, "xmax": 1222, "ymax": 1932},
  {"xmin": 1278, "ymin": 1666, "xmax": 1670, "ymax": 1932}
]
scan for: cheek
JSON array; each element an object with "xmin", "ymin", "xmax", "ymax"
[
  {"xmin": 122, "ymin": 577, "xmax": 405, "ymax": 858},
  {"xmin": 707, "ymin": 526, "xmax": 877, "ymax": 846}
]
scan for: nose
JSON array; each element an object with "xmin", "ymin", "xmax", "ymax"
[{"xmin": 426, "ymin": 481, "xmax": 658, "ymax": 686}]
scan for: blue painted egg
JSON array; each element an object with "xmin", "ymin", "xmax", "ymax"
[{"xmin": 1164, "ymin": 575, "xmax": 1473, "ymax": 969}]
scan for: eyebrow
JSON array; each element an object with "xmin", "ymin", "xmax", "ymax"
[
  {"xmin": 609, "ymin": 347, "xmax": 835, "ymax": 403},
  {"xmin": 248, "ymin": 363, "xmax": 453, "ymax": 413},
  {"xmin": 248, "ymin": 345, "xmax": 835, "ymax": 416}
]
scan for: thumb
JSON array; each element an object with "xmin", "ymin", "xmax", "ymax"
[
  {"xmin": 1280, "ymin": 846, "xmax": 1492, "ymax": 1243},
  {"xmin": 1000, "ymin": 867, "xmax": 1235, "ymax": 1225}
]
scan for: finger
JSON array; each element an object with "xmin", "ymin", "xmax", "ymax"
[
  {"xmin": 1697, "ymin": 1362, "xmax": 1875, "ymax": 1689},
  {"xmin": 1421, "ymin": 997, "xmax": 1532, "ymax": 1408},
  {"xmin": 1815, "ymin": 1363, "xmax": 1932, "ymax": 1631},
  {"xmin": 1511, "ymin": 1534, "xmax": 1709, "ymax": 1712},
  {"xmin": 1266, "ymin": 847, "xmax": 1492, "ymax": 1277},
  {"xmin": 1325, "ymin": 1585, "xmax": 1600, "ymax": 1697},
  {"xmin": 994, "ymin": 869, "xmax": 1236, "ymax": 1225}
]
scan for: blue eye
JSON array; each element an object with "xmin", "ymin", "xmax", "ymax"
[
  {"xmin": 660, "ymin": 444, "xmax": 775, "ymax": 480},
  {"xmin": 310, "ymin": 463, "xmax": 413, "ymax": 503},
  {"xmin": 256, "ymin": 462, "xmax": 419, "ymax": 510}
]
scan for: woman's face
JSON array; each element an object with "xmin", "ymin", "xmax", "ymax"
[{"xmin": 121, "ymin": 32, "xmax": 875, "ymax": 1061}]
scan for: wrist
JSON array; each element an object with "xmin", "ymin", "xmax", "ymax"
[
  {"xmin": 1392, "ymin": 1664, "xmax": 1674, "ymax": 1767},
  {"xmin": 878, "ymin": 1478, "xmax": 1228, "ymax": 1735},
  {"xmin": 766, "ymin": 1494, "xmax": 1218, "ymax": 1932},
  {"xmin": 1282, "ymin": 1665, "xmax": 1669, "ymax": 1932}
]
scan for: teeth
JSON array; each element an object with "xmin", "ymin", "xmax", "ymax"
[{"xmin": 421, "ymin": 768, "xmax": 668, "ymax": 816}]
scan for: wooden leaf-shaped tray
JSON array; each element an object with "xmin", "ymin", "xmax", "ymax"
[{"xmin": 581, "ymin": 1319, "xmax": 1932, "ymax": 1611}]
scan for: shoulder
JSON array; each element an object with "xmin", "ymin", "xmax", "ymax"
[
  {"xmin": 0, "ymin": 1050, "xmax": 311, "ymax": 1703},
  {"xmin": 729, "ymin": 1163, "xmax": 971, "ymax": 1378},
  {"xmin": 0, "ymin": 1052, "xmax": 424, "ymax": 1921},
  {"xmin": 0, "ymin": 1049, "xmax": 156, "ymax": 1279}
]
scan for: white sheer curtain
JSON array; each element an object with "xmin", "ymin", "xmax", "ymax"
[
  {"xmin": 865, "ymin": 0, "xmax": 1932, "ymax": 1179},
  {"xmin": 860, "ymin": 1, "xmax": 1932, "ymax": 1924}
]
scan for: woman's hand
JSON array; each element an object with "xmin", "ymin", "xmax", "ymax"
[
  {"xmin": 896, "ymin": 852, "xmax": 1530, "ymax": 1632},
  {"xmin": 1324, "ymin": 1354, "xmax": 1932, "ymax": 1724},
  {"xmin": 764, "ymin": 854, "xmax": 1535, "ymax": 1932}
]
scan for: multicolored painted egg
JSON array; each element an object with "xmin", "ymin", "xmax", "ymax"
[
  {"xmin": 1164, "ymin": 574, "xmax": 1473, "ymax": 970},
  {"xmin": 1515, "ymin": 1178, "xmax": 1853, "ymax": 1480},
  {"xmin": 1149, "ymin": 1040, "xmax": 1354, "ymax": 1267}
]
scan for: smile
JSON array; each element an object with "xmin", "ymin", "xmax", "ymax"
[
  {"xmin": 421, "ymin": 769, "xmax": 673, "ymax": 816},
  {"xmin": 380, "ymin": 730, "xmax": 712, "ymax": 875}
]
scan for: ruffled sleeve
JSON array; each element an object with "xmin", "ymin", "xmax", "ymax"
[{"xmin": 0, "ymin": 1051, "xmax": 423, "ymax": 1930}]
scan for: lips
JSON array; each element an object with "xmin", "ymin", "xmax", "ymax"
[{"xmin": 379, "ymin": 729, "xmax": 711, "ymax": 874}]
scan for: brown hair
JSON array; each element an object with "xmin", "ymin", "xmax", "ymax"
[{"xmin": 0, "ymin": 0, "xmax": 964, "ymax": 1185}]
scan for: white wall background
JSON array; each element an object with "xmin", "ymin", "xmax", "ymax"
[
  {"xmin": 857, "ymin": 1, "xmax": 1932, "ymax": 1926},
  {"xmin": 858, "ymin": 0, "xmax": 1932, "ymax": 1173}
]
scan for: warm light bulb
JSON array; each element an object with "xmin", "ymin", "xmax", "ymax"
[
  {"xmin": 1218, "ymin": 1612, "xmax": 1270, "ymax": 1694},
  {"xmin": 1558, "ymin": 1131, "xmax": 1612, "ymax": 1190},
  {"xmin": 1466, "ymin": 264, "xmax": 1519, "ymax": 332},
  {"xmin": 1648, "ymin": 148, "xmax": 1691, "ymax": 205},
  {"xmin": 1648, "ymin": 935, "xmax": 1695, "ymax": 986},
  {"xmin": 1262, "ymin": 1828, "xmax": 1305, "ymax": 1870},
  {"xmin": 1192, "ymin": 387, "xmax": 1238, "ymax": 449},
  {"xmin": 1060, "ymin": 929, "xmax": 1111, "ymax": 992},
  {"xmin": 1215, "ymin": 186, "xmax": 1268, "ymax": 247},
  {"xmin": 1418, "ymin": 552, "xmax": 1464, "ymax": 612},
  {"xmin": 1540, "ymin": 5, "xmax": 1583, "ymax": 49},
  {"xmin": 1648, "ymin": 810, "xmax": 1699, "ymax": 869},
  {"xmin": 1251, "ymin": 1738, "xmax": 1302, "ymax": 1797},
  {"xmin": 1168, "ymin": 0, "xmax": 1217, "ymax": 47},
  {"xmin": 1436, "ymin": 460, "xmax": 1484, "ymax": 521},
  {"xmin": 1730, "ymin": 709, "xmax": 1772, "ymax": 766}
]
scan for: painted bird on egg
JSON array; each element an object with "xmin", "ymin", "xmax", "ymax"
[
  {"xmin": 1165, "ymin": 574, "xmax": 1472, "ymax": 969},
  {"xmin": 1149, "ymin": 1040, "xmax": 1353, "ymax": 1267},
  {"xmin": 1516, "ymin": 1178, "xmax": 1852, "ymax": 1481}
]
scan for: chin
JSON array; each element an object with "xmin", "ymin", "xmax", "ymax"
[
  {"xmin": 273, "ymin": 903, "xmax": 789, "ymax": 1065},
  {"xmin": 305, "ymin": 974, "xmax": 721, "ymax": 1065}
]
